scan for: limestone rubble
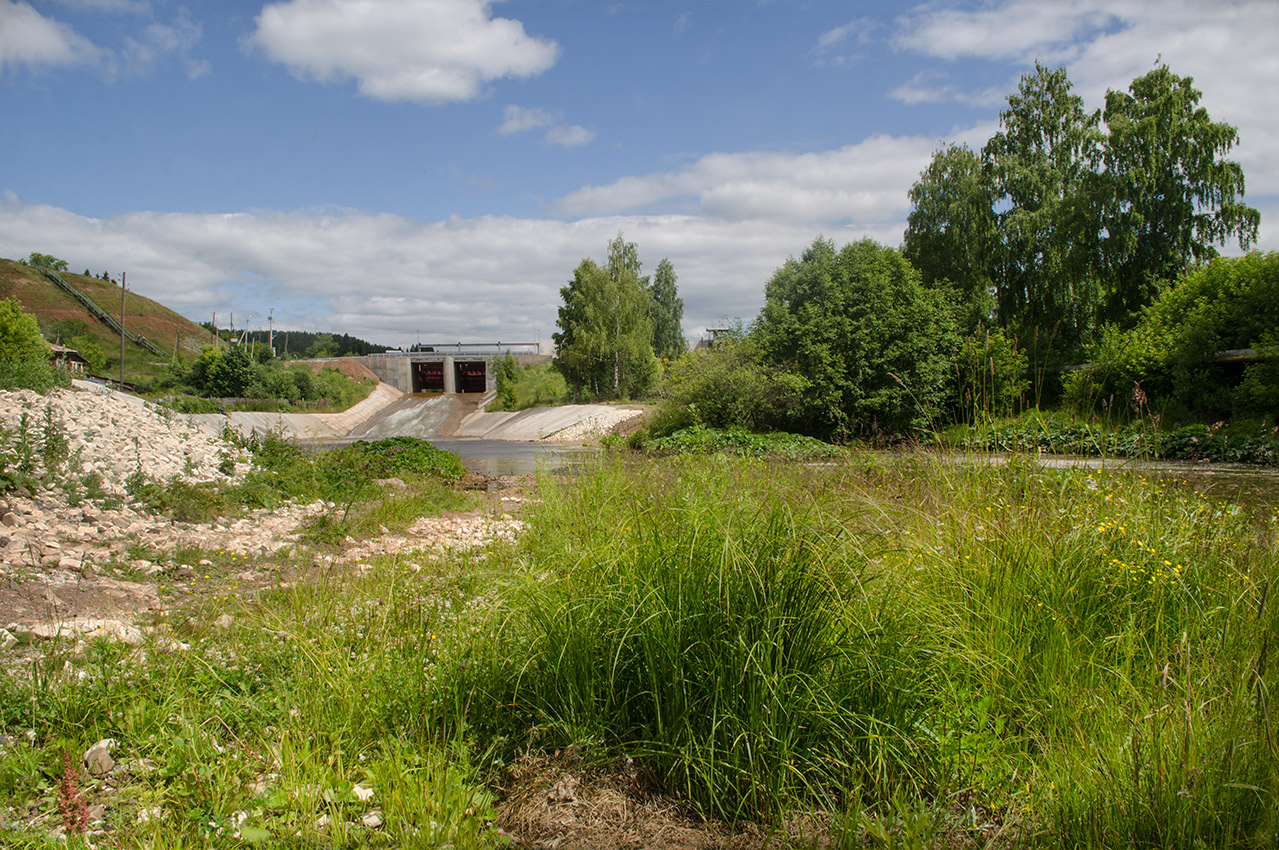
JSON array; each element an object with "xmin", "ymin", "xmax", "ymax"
[{"xmin": 0, "ymin": 384, "xmax": 524, "ymax": 644}]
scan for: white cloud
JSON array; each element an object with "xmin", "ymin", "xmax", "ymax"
[
  {"xmin": 0, "ymin": 0, "xmax": 105, "ymax": 72},
  {"xmin": 674, "ymin": 12, "xmax": 691, "ymax": 36},
  {"xmin": 499, "ymin": 104, "xmax": 554, "ymax": 135},
  {"xmin": 545, "ymin": 124, "xmax": 596, "ymax": 148},
  {"xmin": 811, "ymin": 17, "xmax": 877, "ymax": 66},
  {"xmin": 893, "ymin": 0, "xmax": 1116, "ymax": 64},
  {"xmin": 553, "ymin": 129, "xmax": 992, "ymax": 225},
  {"xmin": 44, "ymin": 0, "xmax": 148, "ymax": 11},
  {"xmin": 889, "ymin": 71, "xmax": 1010, "ymax": 108},
  {"xmin": 891, "ymin": 0, "xmax": 1279, "ymax": 197},
  {"xmin": 249, "ymin": 0, "xmax": 560, "ymax": 105},
  {"xmin": 0, "ymin": 1, "xmax": 208, "ymax": 80},
  {"xmin": 501, "ymin": 106, "xmax": 596, "ymax": 148},
  {"xmin": 119, "ymin": 11, "xmax": 206, "ymax": 79},
  {"xmin": 0, "ymin": 196, "xmax": 895, "ymax": 344}
]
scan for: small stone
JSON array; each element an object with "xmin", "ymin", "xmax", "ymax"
[
  {"xmin": 212, "ymin": 614, "xmax": 234, "ymax": 630},
  {"xmin": 0, "ymin": 629, "xmax": 16, "ymax": 651},
  {"xmin": 353, "ymin": 783, "xmax": 375, "ymax": 802},
  {"xmin": 84, "ymin": 738, "xmax": 116, "ymax": 777},
  {"xmin": 362, "ymin": 809, "xmax": 383, "ymax": 829},
  {"xmin": 3, "ymin": 514, "xmax": 20, "ymax": 528}
]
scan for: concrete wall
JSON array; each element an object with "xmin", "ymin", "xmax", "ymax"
[{"xmin": 360, "ymin": 352, "xmax": 534, "ymax": 394}]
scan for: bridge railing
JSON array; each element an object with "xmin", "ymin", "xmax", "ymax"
[{"xmin": 369, "ymin": 342, "xmax": 542, "ymax": 357}]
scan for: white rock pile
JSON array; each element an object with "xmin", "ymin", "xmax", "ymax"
[
  {"xmin": 0, "ymin": 387, "xmax": 246, "ymax": 492},
  {"xmin": 545, "ymin": 407, "xmax": 643, "ymax": 443}
]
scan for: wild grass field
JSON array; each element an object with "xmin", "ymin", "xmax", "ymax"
[{"xmin": 1, "ymin": 448, "xmax": 1275, "ymax": 848}]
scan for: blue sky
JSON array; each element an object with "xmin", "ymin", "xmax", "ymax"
[{"xmin": 2, "ymin": 0, "xmax": 1276, "ymax": 348}]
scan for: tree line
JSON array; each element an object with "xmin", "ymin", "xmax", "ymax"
[
  {"xmin": 555, "ymin": 63, "xmax": 1271, "ymax": 441},
  {"xmin": 553, "ymin": 233, "xmax": 685, "ymax": 399}
]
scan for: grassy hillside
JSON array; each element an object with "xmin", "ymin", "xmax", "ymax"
[{"xmin": 0, "ymin": 258, "xmax": 212, "ymax": 381}]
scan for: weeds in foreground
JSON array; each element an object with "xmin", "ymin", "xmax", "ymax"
[{"xmin": 1, "ymin": 453, "xmax": 1275, "ymax": 848}]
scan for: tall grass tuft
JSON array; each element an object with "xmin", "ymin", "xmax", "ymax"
[{"xmin": 493, "ymin": 457, "xmax": 937, "ymax": 821}]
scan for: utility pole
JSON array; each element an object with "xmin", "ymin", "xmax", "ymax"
[
  {"xmin": 268, "ymin": 309, "xmax": 274, "ymax": 358},
  {"xmin": 211, "ymin": 313, "xmax": 217, "ymax": 346},
  {"xmin": 119, "ymin": 272, "xmax": 126, "ymax": 389}
]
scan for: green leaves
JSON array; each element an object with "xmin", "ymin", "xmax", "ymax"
[
  {"xmin": 553, "ymin": 233, "xmax": 659, "ymax": 399},
  {"xmin": 904, "ymin": 62, "xmax": 1261, "ymax": 364},
  {"xmin": 754, "ymin": 238, "xmax": 958, "ymax": 440},
  {"xmin": 1101, "ymin": 65, "xmax": 1260, "ymax": 325}
]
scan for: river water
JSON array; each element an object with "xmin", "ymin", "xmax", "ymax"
[
  {"xmin": 305, "ymin": 436, "xmax": 1279, "ymax": 508},
  {"xmin": 1032, "ymin": 454, "xmax": 1279, "ymax": 510},
  {"xmin": 304, "ymin": 436, "xmax": 599, "ymax": 476}
]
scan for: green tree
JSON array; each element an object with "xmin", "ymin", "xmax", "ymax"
[
  {"xmin": 186, "ymin": 346, "xmax": 221, "ymax": 394},
  {"xmin": 307, "ymin": 334, "xmax": 339, "ymax": 358},
  {"xmin": 0, "ymin": 299, "xmax": 51, "ymax": 362},
  {"xmin": 1100, "ymin": 65, "xmax": 1261, "ymax": 326},
  {"xmin": 24, "ymin": 253, "xmax": 69, "ymax": 272},
  {"xmin": 493, "ymin": 353, "xmax": 519, "ymax": 410},
  {"xmin": 68, "ymin": 334, "xmax": 107, "ymax": 374},
  {"xmin": 984, "ymin": 63, "xmax": 1105, "ymax": 352},
  {"xmin": 554, "ymin": 233, "xmax": 658, "ymax": 399},
  {"xmin": 903, "ymin": 143, "xmax": 999, "ymax": 333},
  {"xmin": 649, "ymin": 258, "xmax": 686, "ymax": 360},
  {"xmin": 754, "ymin": 238, "xmax": 958, "ymax": 440}
]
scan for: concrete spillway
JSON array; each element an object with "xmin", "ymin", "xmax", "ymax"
[
  {"xmin": 147, "ymin": 376, "xmax": 643, "ymax": 444},
  {"xmin": 349, "ymin": 394, "xmax": 474, "ymax": 440},
  {"xmin": 350, "ymin": 392, "xmax": 642, "ymax": 442}
]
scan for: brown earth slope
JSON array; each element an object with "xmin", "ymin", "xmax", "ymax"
[{"xmin": 0, "ymin": 258, "xmax": 212, "ymax": 378}]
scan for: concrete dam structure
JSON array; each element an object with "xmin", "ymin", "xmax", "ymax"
[{"xmin": 360, "ymin": 343, "xmax": 550, "ymax": 395}]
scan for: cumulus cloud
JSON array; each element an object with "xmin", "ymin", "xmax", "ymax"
[
  {"xmin": 120, "ymin": 11, "xmax": 208, "ymax": 79},
  {"xmin": 249, "ymin": 0, "xmax": 560, "ymax": 105},
  {"xmin": 544, "ymin": 124, "xmax": 596, "ymax": 147},
  {"xmin": 890, "ymin": 0, "xmax": 1279, "ymax": 195},
  {"xmin": 890, "ymin": 71, "xmax": 1010, "ymax": 108},
  {"xmin": 0, "ymin": 196, "xmax": 893, "ymax": 345},
  {"xmin": 0, "ymin": 1, "xmax": 208, "ymax": 80},
  {"xmin": 0, "ymin": 0, "xmax": 106, "ymax": 72},
  {"xmin": 811, "ymin": 17, "xmax": 878, "ymax": 66},
  {"xmin": 45, "ymin": 0, "xmax": 148, "ymax": 11},
  {"xmin": 499, "ymin": 104, "xmax": 554, "ymax": 135},
  {"xmin": 893, "ymin": 1, "xmax": 1116, "ymax": 64},
  {"xmin": 553, "ymin": 129, "xmax": 992, "ymax": 225},
  {"xmin": 500, "ymin": 105, "xmax": 596, "ymax": 147}
]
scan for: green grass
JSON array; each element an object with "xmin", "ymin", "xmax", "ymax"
[
  {"xmin": 950, "ymin": 410, "xmax": 1279, "ymax": 465},
  {"xmin": 1, "ymin": 450, "xmax": 1275, "ymax": 847},
  {"xmin": 636, "ymin": 423, "xmax": 844, "ymax": 460},
  {"xmin": 486, "ymin": 361, "xmax": 567, "ymax": 412}
]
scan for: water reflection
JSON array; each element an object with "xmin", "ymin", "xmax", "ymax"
[
  {"xmin": 1032, "ymin": 455, "xmax": 1279, "ymax": 510},
  {"xmin": 304, "ymin": 436, "xmax": 598, "ymax": 476},
  {"xmin": 425, "ymin": 439, "xmax": 597, "ymax": 476}
]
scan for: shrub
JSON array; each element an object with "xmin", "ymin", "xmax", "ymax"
[
  {"xmin": 648, "ymin": 333, "xmax": 806, "ymax": 438},
  {"xmin": 754, "ymin": 238, "xmax": 959, "ymax": 440}
]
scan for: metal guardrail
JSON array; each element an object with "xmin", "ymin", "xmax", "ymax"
[
  {"xmin": 369, "ymin": 342, "xmax": 541, "ymax": 357},
  {"xmin": 39, "ymin": 269, "xmax": 165, "ymax": 357}
]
